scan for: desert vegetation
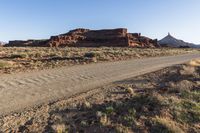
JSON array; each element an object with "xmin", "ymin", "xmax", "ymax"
[
  {"xmin": 0, "ymin": 60, "xmax": 200, "ymax": 133},
  {"xmin": 0, "ymin": 47, "xmax": 197, "ymax": 74}
]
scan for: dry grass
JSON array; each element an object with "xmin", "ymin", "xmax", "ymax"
[
  {"xmin": 51, "ymin": 124, "xmax": 67, "ymax": 133},
  {"xmin": 151, "ymin": 116, "xmax": 184, "ymax": 133},
  {"xmin": 0, "ymin": 47, "xmax": 198, "ymax": 74},
  {"xmin": 0, "ymin": 60, "xmax": 15, "ymax": 68}
]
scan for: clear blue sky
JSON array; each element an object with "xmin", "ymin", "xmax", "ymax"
[{"xmin": 0, "ymin": 0, "xmax": 200, "ymax": 43}]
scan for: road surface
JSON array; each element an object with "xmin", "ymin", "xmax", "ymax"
[{"xmin": 0, "ymin": 53, "xmax": 199, "ymax": 116}]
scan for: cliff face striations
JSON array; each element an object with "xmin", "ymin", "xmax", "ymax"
[
  {"xmin": 48, "ymin": 28, "xmax": 159, "ymax": 48},
  {"xmin": 48, "ymin": 28, "xmax": 129, "ymax": 47}
]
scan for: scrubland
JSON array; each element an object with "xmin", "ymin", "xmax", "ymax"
[
  {"xmin": 0, "ymin": 59, "xmax": 200, "ymax": 133},
  {"xmin": 0, "ymin": 47, "xmax": 197, "ymax": 74}
]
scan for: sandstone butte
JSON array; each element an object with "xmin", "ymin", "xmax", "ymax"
[{"xmin": 5, "ymin": 28, "xmax": 160, "ymax": 48}]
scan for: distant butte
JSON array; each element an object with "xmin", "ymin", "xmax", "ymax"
[
  {"xmin": 5, "ymin": 28, "xmax": 159, "ymax": 48},
  {"xmin": 159, "ymin": 33, "xmax": 200, "ymax": 48}
]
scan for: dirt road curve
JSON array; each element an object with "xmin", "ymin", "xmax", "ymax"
[{"xmin": 0, "ymin": 53, "xmax": 199, "ymax": 116}]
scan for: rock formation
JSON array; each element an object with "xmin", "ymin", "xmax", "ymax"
[
  {"xmin": 48, "ymin": 28, "xmax": 129, "ymax": 47},
  {"xmin": 5, "ymin": 28, "xmax": 159, "ymax": 48},
  {"xmin": 5, "ymin": 39, "xmax": 49, "ymax": 47},
  {"xmin": 159, "ymin": 33, "xmax": 200, "ymax": 48},
  {"xmin": 48, "ymin": 28, "xmax": 159, "ymax": 48},
  {"xmin": 128, "ymin": 33, "xmax": 159, "ymax": 48}
]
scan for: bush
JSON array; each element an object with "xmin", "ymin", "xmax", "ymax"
[
  {"xmin": 10, "ymin": 53, "xmax": 27, "ymax": 59},
  {"xmin": 0, "ymin": 61, "xmax": 12, "ymax": 68},
  {"xmin": 84, "ymin": 52, "xmax": 100, "ymax": 58},
  {"xmin": 173, "ymin": 100, "xmax": 200, "ymax": 124},
  {"xmin": 150, "ymin": 117, "xmax": 184, "ymax": 133}
]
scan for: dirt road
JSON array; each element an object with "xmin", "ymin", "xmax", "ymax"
[{"xmin": 0, "ymin": 53, "xmax": 199, "ymax": 116}]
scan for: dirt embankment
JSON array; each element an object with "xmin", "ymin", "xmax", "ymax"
[{"xmin": 0, "ymin": 60, "xmax": 200, "ymax": 133}]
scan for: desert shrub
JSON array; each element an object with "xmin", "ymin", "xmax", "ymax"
[
  {"xmin": 34, "ymin": 52, "xmax": 42, "ymax": 58},
  {"xmin": 115, "ymin": 124, "xmax": 129, "ymax": 133},
  {"xmin": 0, "ymin": 61, "xmax": 13, "ymax": 68},
  {"xmin": 49, "ymin": 53, "xmax": 61, "ymax": 57},
  {"xmin": 181, "ymin": 90, "xmax": 200, "ymax": 102},
  {"xmin": 84, "ymin": 52, "xmax": 100, "ymax": 58},
  {"xmin": 179, "ymin": 65, "xmax": 196, "ymax": 76},
  {"xmin": 99, "ymin": 113, "xmax": 108, "ymax": 126},
  {"xmin": 122, "ymin": 114, "xmax": 136, "ymax": 126},
  {"xmin": 132, "ymin": 95, "xmax": 162, "ymax": 115},
  {"xmin": 105, "ymin": 106, "xmax": 114, "ymax": 115},
  {"xmin": 82, "ymin": 101, "xmax": 92, "ymax": 110},
  {"xmin": 122, "ymin": 108, "xmax": 137, "ymax": 126},
  {"xmin": 167, "ymin": 80, "xmax": 194, "ymax": 93},
  {"xmin": 51, "ymin": 124, "xmax": 68, "ymax": 133},
  {"xmin": 173, "ymin": 100, "xmax": 200, "ymax": 124},
  {"xmin": 80, "ymin": 120, "xmax": 88, "ymax": 127},
  {"xmin": 10, "ymin": 53, "xmax": 28, "ymax": 59}
]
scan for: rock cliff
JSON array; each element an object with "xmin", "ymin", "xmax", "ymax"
[
  {"xmin": 5, "ymin": 40, "xmax": 49, "ymax": 47},
  {"xmin": 48, "ymin": 28, "xmax": 159, "ymax": 48},
  {"xmin": 5, "ymin": 28, "xmax": 159, "ymax": 48}
]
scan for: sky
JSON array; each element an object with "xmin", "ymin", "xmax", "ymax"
[{"xmin": 0, "ymin": 0, "xmax": 200, "ymax": 44}]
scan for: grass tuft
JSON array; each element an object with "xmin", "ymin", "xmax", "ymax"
[{"xmin": 151, "ymin": 116, "xmax": 184, "ymax": 133}]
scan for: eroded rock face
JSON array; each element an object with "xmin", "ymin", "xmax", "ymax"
[
  {"xmin": 5, "ymin": 28, "xmax": 159, "ymax": 48},
  {"xmin": 48, "ymin": 28, "xmax": 129, "ymax": 47},
  {"xmin": 48, "ymin": 28, "xmax": 159, "ymax": 48},
  {"xmin": 128, "ymin": 33, "xmax": 159, "ymax": 48}
]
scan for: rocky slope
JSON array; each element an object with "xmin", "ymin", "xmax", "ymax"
[{"xmin": 159, "ymin": 33, "xmax": 200, "ymax": 48}]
